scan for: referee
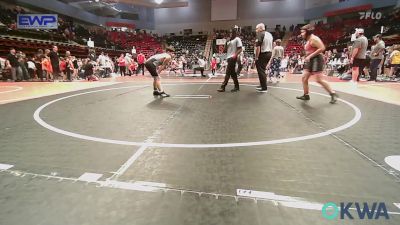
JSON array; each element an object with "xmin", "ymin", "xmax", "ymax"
[
  {"xmin": 255, "ymin": 23, "xmax": 273, "ymax": 92},
  {"xmin": 217, "ymin": 26, "xmax": 243, "ymax": 92}
]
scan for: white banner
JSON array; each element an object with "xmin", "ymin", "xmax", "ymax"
[
  {"xmin": 216, "ymin": 39, "xmax": 227, "ymax": 45},
  {"xmin": 17, "ymin": 14, "xmax": 58, "ymax": 29}
]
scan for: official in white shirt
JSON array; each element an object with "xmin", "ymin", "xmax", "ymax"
[{"xmin": 255, "ymin": 23, "xmax": 273, "ymax": 92}]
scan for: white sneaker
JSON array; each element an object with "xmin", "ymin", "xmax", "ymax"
[{"xmin": 349, "ymin": 80, "xmax": 358, "ymax": 88}]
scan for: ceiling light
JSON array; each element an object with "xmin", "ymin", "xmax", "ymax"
[{"xmin": 155, "ymin": 0, "xmax": 163, "ymax": 4}]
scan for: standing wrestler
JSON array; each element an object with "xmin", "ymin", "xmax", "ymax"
[
  {"xmin": 144, "ymin": 47, "xmax": 175, "ymax": 97},
  {"xmin": 296, "ymin": 24, "xmax": 337, "ymax": 104}
]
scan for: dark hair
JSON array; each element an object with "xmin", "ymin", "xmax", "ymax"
[
  {"xmin": 230, "ymin": 26, "xmax": 240, "ymax": 39},
  {"xmin": 300, "ymin": 24, "xmax": 314, "ymax": 36}
]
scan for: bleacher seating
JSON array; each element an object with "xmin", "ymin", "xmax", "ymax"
[
  {"xmin": 106, "ymin": 31, "xmax": 163, "ymax": 58},
  {"xmin": 166, "ymin": 35, "xmax": 207, "ymax": 58}
]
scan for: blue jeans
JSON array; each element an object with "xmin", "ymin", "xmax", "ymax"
[{"xmin": 369, "ymin": 59, "xmax": 381, "ymax": 81}]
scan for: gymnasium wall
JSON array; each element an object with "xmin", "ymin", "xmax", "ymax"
[
  {"xmin": 305, "ymin": 0, "xmax": 340, "ymax": 9},
  {"xmin": 211, "ymin": 0, "xmax": 238, "ymax": 21},
  {"xmin": 304, "ymin": 0, "xmax": 398, "ymax": 20},
  {"xmin": 154, "ymin": 0, "xmax": 305, "ymax": 34}
]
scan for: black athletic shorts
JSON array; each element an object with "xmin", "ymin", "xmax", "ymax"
[
  {"xmin": 304, "ymin": 54, "xmax": 324, "ymax": 73},
  {"xmin": 145, "ymin": 59, "xmax": 158, "ymax": 77},
  {"xmin": 352, "ymin": 58, "xmax": 368, "ymax": 68}
]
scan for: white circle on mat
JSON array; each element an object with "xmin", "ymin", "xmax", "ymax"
[
  {"xmin": 33, "ymin": 83, "xmax": 362, "ymax": 148},
  {"xmin": 0, "ymin": 86, "xmax": 23, "ymax": 94}
]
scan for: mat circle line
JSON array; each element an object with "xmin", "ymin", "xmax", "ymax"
[{"xmin": 33, "ymin": 83, "xmax": 362, "ymax": 148}]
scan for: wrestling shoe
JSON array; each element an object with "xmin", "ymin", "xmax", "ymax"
[
  {"xmin": 330, "ymin": 93, "xmax": 338, "ymax": 104},
  {"xmin": 159, "ymin": 92, "xmax": 170, "ymax": 98},
  {"xmin": 296, "ymin": 94, "xmax": 310, "ymax": 101}
]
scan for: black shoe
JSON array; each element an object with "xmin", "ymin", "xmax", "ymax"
[
  {"xmin": 153, "ymin": 90, "xmax": 160, "ymax": 96},
  {"xmin": 330, "ymin": 93, "xmax": 338, "ymax": 104},
  {"xmin": 257, "ymin": 89, "xmax": 268, "ymax": 93},
  {"xmin": 296, "ymin": 94, "xmax": 310, "ymax": 101},
  {"xmin": 217, "ymin": 87, "xmax": 225, "ymax": 92},
  {"xmin": 230, "ymin": 88, "xmax": 240, "ymax": 92},
  {"xmin": 159, "ymin": 92, "xmax": 170, "ymax": 98}
]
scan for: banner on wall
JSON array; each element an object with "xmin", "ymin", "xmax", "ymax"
[
  {"xmin": 216, "ymin": 39, "xmax": 227, "ymax": 46},
  {"xmin": 17, "ymin": 14, "xmax": 58, "ymax": 29}
]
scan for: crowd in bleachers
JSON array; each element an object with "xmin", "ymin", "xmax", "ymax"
[{"xmin": 164, "ymin": 35, "xmax": 207, "ymax": 71}]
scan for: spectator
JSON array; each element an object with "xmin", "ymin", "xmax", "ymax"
[
  {"xmin": 118, "ymin": 53, "xmax": 126, "ymax": 77},
  {"xmin": 268, "ymin": 39, "xmax": 284, "ymax": 82},
  {"xmin": 369, "ymin": 34, "xmax": 385, "ymax": 81},
  {"xmin": 65, "ymin": 51, "xmax": 74, "ymax": 81},
  {"xmin": 389, "ymin": 45, "xmax": 400, "ymax": 79},
  {"xmin": 27, "ymin": 56, "xmax": 36, "ymax": 80},
  {"xmin": 42, "ymin": 49, "xmax": 53, "ymax": 81},
  {"xmin": 72, "ymin": 56, "xmax": 79, "ymax": 80},
  {"xmin": 211, "ymin": 57, "xmax": 217, "ymax": 76},
  {"xmin": 49, "ymin": 46, "xmax": 61, "ymax": 81},
  {"xmin": 83, "ymin": 59, "xmax": 98, "ymax": 81},
  {"xmin": 59, "ymin": 57, "xmax": 66, "ymax": 79},
  {"xmin": 102, "ymin": 54, "xmax": 113, "ymax": 78},
  {"xmin": 129, "ymin": 60, "xmax": 137, "ymax": 75},
  {"xmin": 194, "ymin": 56, "xmax": 206, "ymax": 77},
  {"xmin": 125, "ymin": 53, "xmax": 133, "ymax": 76},
  {"xmin": 137, "ymin": 52, "xmax": 146, "ymax": 76},
  {"xmin": 350, "ymin": 28, "xmax": 368, "ymax": 83},
  {"xmin": 180, "ymin": 56, "xmax": 187, "ymax": 73},
  {"xmin": 34, "ymin": 50, "xmax": 44, "ymax": 81},
  {"xmin": 5, "ymin": 48, "xmax": 20, "ymax": 81},
  {"xmin": 17, "ymin": 51, "xmax": 29, "ymax": 81}
]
